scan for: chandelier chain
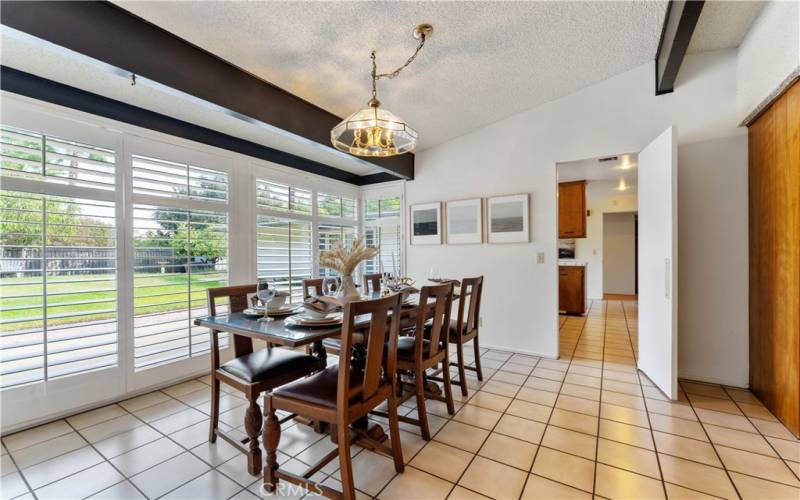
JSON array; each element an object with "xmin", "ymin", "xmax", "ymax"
[{"xmin": 370, "ymin": 32, "xmax": 428, "ymax": 100}]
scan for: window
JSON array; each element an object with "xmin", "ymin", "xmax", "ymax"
[
  {"xmin": 1, "ymin": 126, "xmax": 115, "ymax": 191},
  {"xmin": 132, "ymin": 155, "xmax": 229, "ymax": 370},
  {"xmin": 317, "ymin": 192, "xmax": 357, "ymax": 219},
  {"xmin": 0, "ymin": 126, "xmax": 118, "ymax": 389},
  {"xmin": 318, "ymin": 224, "xmax": 357, "ymax": 278},
  {"xmin": 256, "ymin": 180, "xmax": 311, "ymax": 215},
  {"xmin": 364, "ymin": 196, "xmax": 402, "ymax": 276},
  {"xmin": 256, "ymin": 217, "xmax": 312, "ymax": 303}
]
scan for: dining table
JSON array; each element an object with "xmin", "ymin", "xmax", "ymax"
[{"xmin": 192, "ymin": 290, "xmax": 445, "ymax": 452}]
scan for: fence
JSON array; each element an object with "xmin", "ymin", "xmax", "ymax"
[{"xmin": 0, "ymin": 247, "xmax": 183, "ymax": 277}]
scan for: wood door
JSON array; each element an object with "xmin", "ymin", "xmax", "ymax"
[
  {"xmin": 749, "ymin": 81, "xmax": 800, "ymax": 437},
  {"xmin": 559, "ymin": 181, "xmax": 587, "ymax": 238},
  {"xmin": 637, "ymin": 126, "xmax": 678, "ymax": 400}
]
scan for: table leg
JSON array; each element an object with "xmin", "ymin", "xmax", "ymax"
[{"xmin": 312, "ymin": 340, "xmax": 327, "ymax": 363}]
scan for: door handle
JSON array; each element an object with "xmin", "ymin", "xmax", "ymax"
[{"xmin": 665, "ymin": 258, "xmax": 671, "ymax": 299}]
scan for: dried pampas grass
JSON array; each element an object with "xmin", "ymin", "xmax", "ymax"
[{"xmin": 319, "ymin": 235, "xmax": 378, "ymax": 276}]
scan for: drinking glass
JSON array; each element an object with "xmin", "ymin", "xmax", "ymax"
[
  {"xmin": 428, "ymin": 267, "xmax": 440, "ymax": 281},
  {"xmin": 256, "ymin": 278, "xmax": 276, "ymax": 322}
]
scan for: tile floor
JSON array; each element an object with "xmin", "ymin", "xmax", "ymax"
[{"xmin": 2, "ymin": 300, "xmax": 800, "ymax": 499}]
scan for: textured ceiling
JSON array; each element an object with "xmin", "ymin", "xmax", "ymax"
[
  {"xmin": 115, "ymin": 1, "xmax": 670, "ymax": 151},
  {"xmin": 558, "ymin": 154, "xmax": 638, "ymax": 184},
  {"xmin": 688, "ymin": 1, "xmax": 766, "ymax": 54}
]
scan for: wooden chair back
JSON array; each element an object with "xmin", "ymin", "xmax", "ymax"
[
  {"xmin": 206, "ymin": 284, "xmax": 257, "ymax": 360},
  {"xmin": 416, "ymin": 283, "xmax": 453, "ymax": 360},
  {"xmin": 302, "ymin": 278, "xmax": 325, "ymax": 299},
  {"xmin": 339, "ymin": 294, "xmax": 402, "ymax": 406},
  {"xmin": 363, "ymin": 273, "xmax": 382, "ymax": 294},
  {"xmin": 455, "ymin": 276, "xmax": 483, "ymax": 337}
]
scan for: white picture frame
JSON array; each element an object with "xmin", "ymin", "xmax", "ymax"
[
  {"xmin": 487, "ymin": 193, "xmax": 530, "ymax": 243},
  {"xmin": 410, "ymin": 202, "xmax": 442, "ymax": 245},
  {"xmin": 446, "ymin": 198, "xmax": 483, "ymax": 244}
]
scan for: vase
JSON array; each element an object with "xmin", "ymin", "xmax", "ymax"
[{"xmin": 335, "ymin": 275, "xmax": 361, "ymax": 303}]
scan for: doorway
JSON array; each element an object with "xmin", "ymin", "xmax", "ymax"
[{"xmin": 603, "ymin": 211, "xmax": 638, "ymax": 299}]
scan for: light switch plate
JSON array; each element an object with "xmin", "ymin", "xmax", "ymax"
[{"xmin": 537, "ymin": 252, "xmax": 545, "ymax": 264}]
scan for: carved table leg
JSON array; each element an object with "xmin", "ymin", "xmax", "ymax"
[
  {"xmin": 244, "ymin": 396, "xmax": 263, "ymax": 476},
  {"xmin": 263, "ymin": 398, "xmax": 281, "ymax": 492}
]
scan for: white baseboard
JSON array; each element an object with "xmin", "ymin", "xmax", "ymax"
[
  {"xmin": 678, "ymin": 372, "xmax": 748, "ymax": 389},
  {"xmin": 480, "ymin": 344, "xmax": 560, "ymax": 360}
]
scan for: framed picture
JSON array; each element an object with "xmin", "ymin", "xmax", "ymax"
[
  {"xmin": 487, "ymin": 193, "xmax": 530, "ymax": 243},
  {"xmin": 446, "ymin": 198, "xmax": 483, "ymax": 244},
  {"xmin": 410, "ymin": 202, "xmax": 442, "ymax": 245}
]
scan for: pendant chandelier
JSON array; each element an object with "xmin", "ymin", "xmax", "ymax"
[{"xmin": 331, "ymin": 24, "xmax": 433, "ymax": 158}]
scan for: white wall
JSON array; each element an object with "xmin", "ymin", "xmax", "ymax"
[
  {"xmin": 736, "ymin": 0, "xmax": 800, "ymax": 122},
  {"xmin": 677, "ymin": 134, "xmax": 749, "ymax": 387},
  {"xmin": 603, "ymin": 212, "xmax": 637, "ymax": 296},
  {"xmin": 408, "ymin": 48, "xmax": 743, "ymax": 363},
  {"xmin": 574, "ymin": 182, "xmax": 638, "ymax": 299}
]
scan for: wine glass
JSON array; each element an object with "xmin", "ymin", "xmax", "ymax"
[{"xmin": 256, "ymin": 278, "xmax": 276, "ymax": 322}]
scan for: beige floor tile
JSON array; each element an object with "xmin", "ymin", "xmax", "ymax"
[
  {"xmin": 2, "ymin": 421, "xmax": 72, "ymax": 452},
  {"xmin": 162, "ymin": 380, "xmax": 208, "ymax": 398},
  {"xmin": 694, "ymin": 408, "xmax": 757, "ymax": 433},
  {"xmin": 504, "ymin": 362, "xmax": 535, "ymax": 375},
  {"xmin": 750, "ymin": 418, "xmax": 799, "ymax": 441},
  {"xmin": 598, "ymin": 419, "xmax": 654, "ymax": 450},
  {"xmin": 434, "ymin": 421, "xmax": 490, "ymax": 453},
  {"xmin": 453, "ymin": 404, "xmax": 503, "ymax": 430},
  {"xmin": 517, "ymin": 387, "xmax": 559, "ymax": 406},
  {"xmin": 132, "ymin": 399, "xmax": 189, "ymax": 423},
  {"xmin": 466, "ymin": 391, "xmax": 512, "ymax": 412},
  {"xmin": 716, "ymin": 445, "xmax": 800, "ymax": 486},
  {"xmin": 110, "ymin": 437, "xmax": 184, "ymax": 477},
  {"xmin": 66, "ymin": 405, "xmax": 127, "ymax": 430},
  {"xmin": 276, "ymin": 422, "xmax": 326, "ymax": 456},
  {"xmin": 129, "ymin": 452, "xmax": 210, "ymax": 499},
  {"xmin": 79, "ymin": 415, "xmax": 145, "ymax": 444},
  {"xmin": 33, "ymin": 462, "xmax": 123, "ymax": 500},
  {"xmin": 380, "ymin": 467, "xmax": 453, "ymax": 499},
  {"xmin": 648, "ymin": 413, "xmax": 707, "ymax": 441},
  {"xmin": 704, "ymin": 423, "xmax": 777, "ymax": 456},
  {"xmin": 118, "ymin": 391, "xmax": 171, "ymax": 413},
  {"xmin": 320, "ymin": 476, "xmax": 371, "ymax": 500},
  {"xmin": 556, "ymin": 394, "xmax": 600, "ymax": 417},
  {"xmin": 21, "ymin": 446, "xmax": 104, "ymax": 490},
  {"xmin": 447, "ymin": 485, "xmax": 490, "ymax": 499},
  {"xmin": 459, "ymin": 456, "xmax": 527, "ymax": 499},
  {"xmin": 0, "ymin": 472, "xmax": 30, "ymax": 499},
  {"xmin": 525, "ymin": 376, "xmax": 564, "ymax": 393},
  {"xmin": 494, "ymin": 414, "xmax": 546, "ymax": 444},
  {"xmin": 87, "ymin": 480, "xmax": 145, "ymax": 499},
  {"xmin": 162, "ymin": 469, "xmax": 242, "ymax": 500},
  {"xmin": 767, "ymin": 436, "xmax": 800, "ymax": 462},
  {"xmin": 521, "ymin": 474, "xmax": 592, "ymax": 499},
  {"xmin": 549, "ymin": 408, "xmax": 599, "ymax": 436},
  {"xmin": 531, "ymin": 447, "xmax": 595, "ymax": 493},
  {"xmin": 658, "ymin": 454, "xmax": 738, "ymax": 499},
  {"xmin": 479, "ymin": 380, "xmax": 520, "ymax": 398},
  {"xmin": 681, "ymin": 381, "xmax": 730, "ymax": 400},
  {"xmin": 738, "ymin": 402, "xmax": 778, "ymax": 421},
  {"xmin": 560, "ymin": 383, "xmax": 601, "ymax": 401},
  {"xmin": 563, "ymin": 373, "xmax": 602, "ymax": 389},
  {"xmin": 602, "ymin": 390, "xmax": 646, "ymax": 411},
  {"xmin": 688, "ymin": 394, "xmax": 743, "ymax": 415},
  {"xmin": 653, "ymin": 431, "xmax": 721, "ymax": 466},
  {"xmin": 190, "ymin": 439, "xmax": 241, "ymax": 467},
  {"xmin": 9, "ymin": 432, "xmax": 87, "ymax": 469},
  {"xmin": 646, "ymin": 399, "xmax": 698, "ymax": 421},
  {"xmin": 410, "ymin": 441, "xmax": 474, "ymax": 483},
  {"xmin": 601, "ymin": 403, "xmax": 650, "ymax": 428},
  {"xmin": 506, "ymin": 399, "xmax": 552, "ymax": 423},
  {"xmin": 597, "ymin": 438, "xmax": 661, "ymax": 479},
  {"xmin": 663, "ymin": 482, "xmax": 719, "ymax": 499},
  {"xmin": 479, "ymin": 432, "xmax": 538, "ymax": 470},
  {"xmin": 729, "ymin": 471, "xmax": 800, "ymax": 500},
  {"xmin": 542, "ymin": 426, "xmax": 597, "ymax": 460},
  {"xmin": 594, "ymin": 463, "xmax": 666, "ymax": 499},
  {"xmin": 491, "ymin": 371, "xmax": 527, "ymax": 386}
]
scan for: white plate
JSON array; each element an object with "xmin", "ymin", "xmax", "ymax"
[{"xmin": 286, "ymin": 315, "xmax": 342, "ymax": 326}]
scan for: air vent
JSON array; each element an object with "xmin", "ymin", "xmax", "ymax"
[{"xmin": 598, "ymin": 156, "xmax": 618, "ymax": 163}]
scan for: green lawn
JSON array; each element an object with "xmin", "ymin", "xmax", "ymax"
[{"xmin": 0, "ymin": 272, "xmax": 227, "ymax": 332}]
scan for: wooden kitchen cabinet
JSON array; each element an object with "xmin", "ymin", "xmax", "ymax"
[
  {"xmin": 559, "ymin": 265, "xmax": 586, "ymax": 315},
  {"xmin": 559, "ymin": 181, "xmax": 587, "ymax": 238}
]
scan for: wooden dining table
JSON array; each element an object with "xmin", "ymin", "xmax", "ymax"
[{"xmin": 192, "ymin": 291, "xmax": 441, "ymax": 454}]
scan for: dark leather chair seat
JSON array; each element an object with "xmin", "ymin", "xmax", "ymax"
[
  {"xmin": 274, "ymin": 366, "xmax": 364, "ymax": 408},
  {"xmin": 396, "ymin": 336, "xmax": 430, "ymax": 360},
  {"xmin": 219, "ymin": 348, "xmax": 322, "ymax": 383}
]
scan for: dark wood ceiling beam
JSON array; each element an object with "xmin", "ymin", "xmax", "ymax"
[
  {"xmin": 655, "ymin": 0, "xmax": 705, "ymax": 96},
  {"xmin": 0, "ymin": 0, "xmax": 414, "ymax": 179}
]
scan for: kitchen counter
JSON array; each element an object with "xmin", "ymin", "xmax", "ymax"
[{"xmin": 558, "ymin": 260, "xmax": 587, "ymax": 267}]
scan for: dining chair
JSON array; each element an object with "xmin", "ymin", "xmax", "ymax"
[
  {"xmin": 302, "ymin": 278, "xmax": 325, "ymax": 299},
  {"xmin": 363, "ymin": 272, "xmax": 382, "ymax": 294},
  {"xmin": 448, "ymin": 276, "xmax": 485, "ymax": 396},
  {"xmin": 389, "ymin": 282, "xmax": 455, "ymax": 440},
  {"xmin": 206, "ymin": 285, "xmax": 325, "ymax": 475},
  {"xmin": 263, "ymin": 294, "xmax": 405, "ymax": 500}
]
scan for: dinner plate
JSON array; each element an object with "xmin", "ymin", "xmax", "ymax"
[{"xmin": 285, "ymin": 314, "xmax": 342, "ymax": 327}]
